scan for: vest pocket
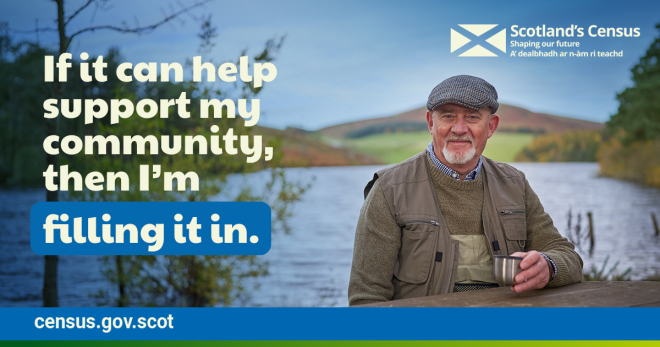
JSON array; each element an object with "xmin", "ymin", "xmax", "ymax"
[
  {"xmin": 498, "ymin": 208, "xmax": 527, "ymax": 252},
  {"xmin": 393, "ymin": 221, "xmax": 436, "ymax": 284}
]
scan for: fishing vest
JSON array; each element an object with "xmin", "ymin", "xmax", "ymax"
[{"xmin": 363, "ymin": 151, "xmax": 527, "ymax": 299}]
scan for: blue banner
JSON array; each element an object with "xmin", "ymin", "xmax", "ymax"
[
  {"xmin": 0, "ymin": 308, "xmax": 658, "ymax": 340},
  {"xmin": 30, "ymin": 202, "xmax": 271, "ymax": 255}
]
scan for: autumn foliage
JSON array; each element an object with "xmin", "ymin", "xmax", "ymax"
[
  {"xmin": 598, "ymin": 132, "xmax": 660, "ymax": 187},
  {"xmin": 514, "ymin": 130, "xmax": 602, "ymax": 162}
]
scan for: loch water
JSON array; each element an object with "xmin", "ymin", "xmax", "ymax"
[{"xmin": 1, "ymin": 163, "xmax": 659, "ymax": 307}]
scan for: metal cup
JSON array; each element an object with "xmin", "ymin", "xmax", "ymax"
[{"xmin": 493, "ymin": 255, "xmax": 524, "ymax": 286}]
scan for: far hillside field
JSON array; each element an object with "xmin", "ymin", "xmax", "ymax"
[
  {"xmin": 344, "ymin": 131, "xmax": 535, "ymax": 164},
  {"xmin": 261, "ymin": 103, "xmax": 601, "ymax": 167}
]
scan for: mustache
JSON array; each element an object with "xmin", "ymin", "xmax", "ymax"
[{"xmin": 445, "ymin": 135, "xmax": 474, "ymax": 144}]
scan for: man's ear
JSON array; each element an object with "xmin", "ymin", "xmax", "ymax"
[
  {"xmin": 487, "ymin": 114, "xmax": 500, "ymax": 138},
  {"xmin": 426, "ymin": 110, "xmax": 434, "ymax": 132}
]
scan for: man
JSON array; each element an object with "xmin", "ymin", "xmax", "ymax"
[{"xmin": 348, "ymin": 75, "xmax": 583, "ymax": 306}]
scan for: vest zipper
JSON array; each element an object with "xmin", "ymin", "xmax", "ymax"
[
  {"xmin": 483, "ymin": 218, "xmax": 495, "ymax": 255},
  {"xmin": 499, "ymin": 209, "xmax": 525, "ymax": 215},
  {"xmin": 397, "ymin": 219, "xmax": 440, "ymax": 227},
  {"xmin": 426, "ymin": 260, "xmax": 436, "ymax": 296},
  {"xmin": 444, "ymin": 242, "xmax": 456, "ymax": 294}
]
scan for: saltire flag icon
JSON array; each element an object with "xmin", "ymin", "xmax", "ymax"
[{"xmin": 451, "ymin": 24, "xmax": 507, "ymax": 57}]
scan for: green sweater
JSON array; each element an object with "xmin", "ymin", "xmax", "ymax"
[
  {"xmin": 427, "ymin": 155, "xmax": 485, "ymax": 236},
  {"xmin": 348, "ymin": 153, "xmax": 584, "ymax": 306}
]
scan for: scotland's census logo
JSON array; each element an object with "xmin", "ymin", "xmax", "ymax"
[{"xmin": 451, "ymin": 24, "xmax": 507, "ymax": 57}]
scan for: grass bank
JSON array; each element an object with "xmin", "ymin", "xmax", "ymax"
[{"xmin": 343, "ymin": 131, "xmax": 535, "ymax": 164}]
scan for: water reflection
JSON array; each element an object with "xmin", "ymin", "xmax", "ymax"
[{"xmin": 1, "ymin": 163, "xmax": 659, "ymax": 307}]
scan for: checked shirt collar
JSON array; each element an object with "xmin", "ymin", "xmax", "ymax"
[{"xmin": 426, "ymin": 141, "xmax": 482, "ymax": 181}]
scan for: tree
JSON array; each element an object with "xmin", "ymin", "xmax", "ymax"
[
  {"xmin": 11, "ymin": 0, "xmax": 299, "ymax": 307},
  {"xmin": 598, "ymin": 22, "xmax": 660, "ymax": 187},
  {"xmin": 606, "ymin": 23, "xmax": 660, "ymax": 144},
  {"xmin": 0, "ymin": 34, "xmax": 52, "ymax": 185},
  {"xmin": 64, "ymin": 29, "xmax": 303, "ymax": 306}
]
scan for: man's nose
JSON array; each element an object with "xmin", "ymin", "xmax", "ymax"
[{"xmin": 451, "ymin": 116, "xmax": 468, "ymax": 135}]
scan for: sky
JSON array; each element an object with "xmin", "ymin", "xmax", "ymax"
[{"xmin": 2, "ymin": 0, "xmax": 659, "ymax": 130}]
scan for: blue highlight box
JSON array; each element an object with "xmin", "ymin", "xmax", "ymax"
[{"xmin": 30, "ymin": 202, "xmax": 272, "ymax": 255}]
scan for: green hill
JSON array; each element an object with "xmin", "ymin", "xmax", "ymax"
[
  {"xmin": 318, "ymin": 104, "xmax": 603, "ymax": 139},
  {"xmin": 316, "ymin": 104, "xmax": 603, "ymax": 164},
  {"xmin": 259, "ymin": 104, "xmax": 604, "ymax": 166}
]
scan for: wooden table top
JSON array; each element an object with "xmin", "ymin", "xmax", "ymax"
[{"xmin": 360, "ymin": 281, "xmax": 660, "ymax": 307}]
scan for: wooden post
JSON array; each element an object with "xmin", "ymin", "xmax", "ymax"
[
  {"xmin": 587, "ymin": 212, "xmax": 595, "ymax": 252},
  {"xmin": 652, "ymin": 212, "xmax": 659, "ymax": 237}
]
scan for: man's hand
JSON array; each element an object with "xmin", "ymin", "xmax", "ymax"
[{"xmin": 509, "ymin": 251, "xmax": 551, "ymax": 293}]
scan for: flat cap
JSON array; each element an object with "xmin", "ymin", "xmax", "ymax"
[{"xmin": 427, "ymin": 75, "xmax": 499, "ymax": 114}]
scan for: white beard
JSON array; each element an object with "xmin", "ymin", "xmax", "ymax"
[{"xmin": 442, "ymin": 139, "xmax": 476, "ymax": 165}]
